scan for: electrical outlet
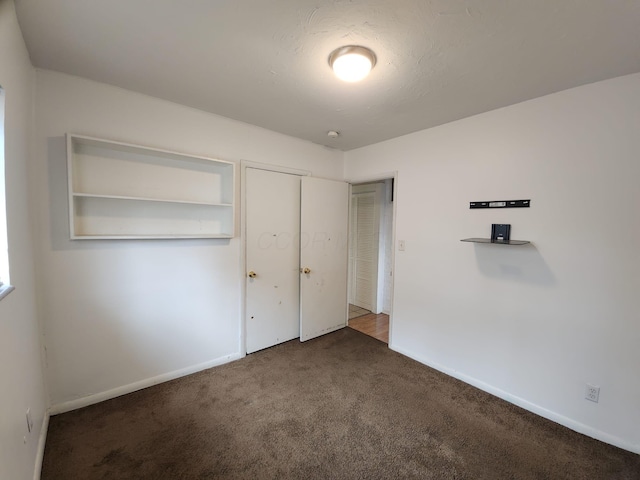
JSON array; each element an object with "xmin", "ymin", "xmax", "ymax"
[
  {"xmin": 26, "ymin": 408, "xmax": 33, "ymax": 433},
  {"xmin": 585, "ymin": 384, "xmax": 600, "ymax": 403}
]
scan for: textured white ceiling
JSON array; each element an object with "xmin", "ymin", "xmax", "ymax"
[{"xmin": 14, "ymin": 0, "xmax": 640, "ymax": 150}]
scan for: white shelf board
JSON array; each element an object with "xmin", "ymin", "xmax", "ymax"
[
  {"xmin": 72, "ymin": 192, "xmax": 232, "ymax": 207},
  {"xmin": 71, "ymin": 234, "xmax": 233, "ymax": 240}
]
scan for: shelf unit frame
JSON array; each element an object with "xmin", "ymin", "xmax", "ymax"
[{"xmin": 67, "ymin": 134, "xmax": 235, "ymax": 240}]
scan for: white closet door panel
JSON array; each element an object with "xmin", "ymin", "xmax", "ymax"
[
  {"xmin": 246, "ymin": 168, "xmax": 301, "ymax": 353},
  {"xmin": 300, "ymin": 177, "xmax": 349, "ymax": 342}
]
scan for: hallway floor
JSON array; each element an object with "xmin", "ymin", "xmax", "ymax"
[
  {"xmin": 348, "ymin": 304, "xmax": 371, "ymax": 320},
  {"xmin": 348, "ymin": 305, "xmax": 389, "ymax": 344}
]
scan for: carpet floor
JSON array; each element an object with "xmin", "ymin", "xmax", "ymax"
[{"xmin": 42, "ymin": 328, "xmax": 640, "ymax": 479}]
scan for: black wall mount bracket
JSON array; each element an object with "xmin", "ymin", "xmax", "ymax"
[{"xmin": 469, "ymin": 199, "xmax": 530, "ymax": 209}]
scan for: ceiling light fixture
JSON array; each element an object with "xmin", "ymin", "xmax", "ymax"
[{"xmin": 328, "ymin": 46, "xmax": 376, "ymax": 83}]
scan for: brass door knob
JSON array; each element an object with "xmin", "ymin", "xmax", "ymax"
[
  {"xmin": 248, "ymin": 271, "xmax": 257, "ymax": 278},
  {"xmin": 301, "ymin": 267, "xmax": 311, "ymax": 274}
]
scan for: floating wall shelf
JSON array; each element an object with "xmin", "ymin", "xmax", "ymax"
[{"xmin": 461, "ymin": 238, "xmax": 530, "ymax": 246}]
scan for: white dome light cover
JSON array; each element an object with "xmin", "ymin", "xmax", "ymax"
[{"xmin": 329, "ymin": 46, "xmax": 377, "ymax": 82}]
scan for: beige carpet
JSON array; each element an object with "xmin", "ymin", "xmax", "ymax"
[{"xmin": 42, "ymin": 328, "xmax": 639, "ymax": 479}]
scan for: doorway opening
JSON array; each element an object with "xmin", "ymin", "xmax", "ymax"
[{"xmin": 347, "ymin": 179, "xmax": 394, "ymax": 344}]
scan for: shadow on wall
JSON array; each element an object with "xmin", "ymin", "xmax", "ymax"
[
  {"xmin": 47, "ymin": 135, "xmax": 70, "ymax": 250},
  {"xmin": 471, "ymin": 243, "xmax": 556, "ymax": 286},
  {"xmin": 46, "ymin": 136, "xmax": 230, "ymax": 251}
]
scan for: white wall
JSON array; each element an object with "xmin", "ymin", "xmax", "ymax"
[
  {"xmin": 32, "ymin": 69, "xmax": 343, "ymax": 410},
  {"xmin": 344, "ymin": 73, "xmax": 640, "ymax": 453},
  {"xmin": 0, "ymin": 1, "xmax": 48, "ymax": 479}
]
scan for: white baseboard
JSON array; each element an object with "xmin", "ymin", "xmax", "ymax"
[
  {"xmin": 389, "ymin": 343, "xmax": 640, "ymax": 455},
  {"xmin": 49, "ymin": 352, "xmax": 243, "ymax": 415},
  {"xmin": 33, "ymin": 410, "xmax": 49, "ymax": 480}
]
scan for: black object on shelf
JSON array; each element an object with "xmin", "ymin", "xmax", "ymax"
[
  {"xmin": 461, "ymin": 223, "xmax": 530, "ymax": 245},
  {"xmin": 460, "ymin": 237, "xmax": 530, "ymax": 245},
  {"xmin": 491, "ymin": 223, "xmax": 511, "ymax": 242},
  {"xmin": 470, "ymin": 199, "xmax": 530, "ymax": 209}
]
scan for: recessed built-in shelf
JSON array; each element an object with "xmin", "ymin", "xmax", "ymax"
[
  {"xmin": 461, "ymin": 238, "xmax": 530, "ymax": 245},
  {"xmin": 67, "ymin": 134, "xmax": 235, "ymax": 239}
]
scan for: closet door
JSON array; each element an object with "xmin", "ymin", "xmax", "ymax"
[
  {"xmin": 245, "ymin": 168, "xmax": 301, "ymax": 353},
  {"xmin": 299, "ymin": 177, "xmax": 349, "ymax": 341}
]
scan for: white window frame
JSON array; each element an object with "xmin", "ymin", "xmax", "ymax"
[{"xmin": 0, "ymin": 86, "xmax": 13, "ymax": 301}]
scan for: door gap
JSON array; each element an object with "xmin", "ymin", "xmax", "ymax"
[{"xmin": 347, "ymin": 178, "xmax": 394, "ymax": 345}]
